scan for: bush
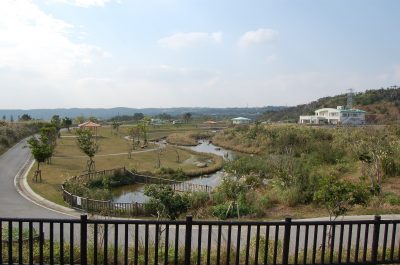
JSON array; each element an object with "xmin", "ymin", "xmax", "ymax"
[
  {"xmin": 211, "ymin": 192, "xmax": 225, "ymax": 205},
  {"xmin": 385, "ymin": 193, "xmax": 400, "ymax": 205},
  {"xmin": 382, "ymin": 157, "xmax": 400, "ymax": 177},
  {"xmin": 211, "ymin": 201, "xmax": 253, "ymax": 220},
  {"xmin": 186, "ymin": 191, "xmax": 210, "ymax": 209},
  {"xmin": 284, "ymin": 187, "xmax": 303, "ymax": 207},
  {"xmin": 64, "ymin": 180, "xmax": 112, "ymax": 201},
  {"xmin": 225, "ymin": 156, "xmax": 269, "ymax": 177},
  {"xmin": 0, "ymin": 122, "xmax": 46, "ymax": 155},
  {"xmin": 144, "ymin": 184, "xmax": 189, "ymax": 219},
  {"xmin": 250, "ymin": 193, "xmax": 276, "ymax": 216},
  {"xmin": 156, "ymin": 167, "xmax": 187, "ymax": 180}
]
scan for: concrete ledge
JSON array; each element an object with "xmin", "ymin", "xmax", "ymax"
[{"xmin": 15, "ymin": 158, "xmax": 82, "ymax": 218}]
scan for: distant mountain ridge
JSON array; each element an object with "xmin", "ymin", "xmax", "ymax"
[
  {"xmin": 261, "ymin": 86, "xmax": 400, "ymax": 123},
  {"xmin": 0, "ymin": 106, "xmax": 285, "ymax": 121}
]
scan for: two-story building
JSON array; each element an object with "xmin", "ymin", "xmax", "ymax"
[{"xmin": 299, "ymin": 106, "xmax": 365, "ymax": 125}]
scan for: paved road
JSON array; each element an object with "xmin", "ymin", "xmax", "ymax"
[
  {"xmin": 1, "ymin": 139, "xmax": 400, "ymax": 263},
  {"xmin": 0, "ymin": 138, "xmax": 72, "ymax": 219}
]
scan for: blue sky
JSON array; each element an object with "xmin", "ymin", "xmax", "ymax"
[{"xmin": 0, "ymin": 0, "xmax": 399, "ymax": 108}]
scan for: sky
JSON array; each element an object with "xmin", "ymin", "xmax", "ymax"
[{"xmin": 0, "ymin": 0, "xmax": 399, "ymax": 109}]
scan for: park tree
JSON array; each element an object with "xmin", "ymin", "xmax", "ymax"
[
  {"xmin": 27, "ymin": 135, "xmax": 52, "ymax": 182},
  {"xmin": 144, "ymin": 184, "xmax": 189, "ymax": 220},
  {"xmin": 138, "ymin": 122, "xmax": 148, "ymax": 146},
  {"xmin": 19, "ymin": 114, "xmax": 32, "ymax": 121},
  {"xmin": 111, "ymin": 120, "xmax": 121, "ymax": 135},
  {"xmin": 182, "ymin": 112, "xmax": 192, "ymax": 124},
  {"xmin": 314, "ymin": 177, "xmax": 370, "ymax": 221},
  {"xmin": 128, "ymin": 126, "xmax": 140, "ymax": 158},
  {"xmin": 156, "ymin": 113, "xmax": 172, "ymax": 120},
  {"xmin": 133, "ymin": 113, "xmax": 144, "ymax": 122},
  {"xmin": 40, "ymin": 125, "xmax": 58, "ymax": 163},
  {"xmin": 355, "ymin": 132, "xmax": 392, "ymax": 194},
  {"xmin": 50, "ymin": 115, "xmax": 61, "ymax": 137},
  {"xmin": 62, "ymin": 117, "xmax": 72, "ymax": 132},
  {"xmin": 76, "ymin": 128, "xmax": 97, "ymax": 172},
  {"xmin": 74, "ymin": 115, "xmax": 86, "ymax": 125},
  {"xmin": 155, "ymin": 146, "xmax": 165, "ymax": 168},
  {"xmin": 215, "ymin": 176, "xmax": 248, "ymax": 219},
  {"xmin": 89, "ymin": 116, "xmax": 99, "ymax": 123}
]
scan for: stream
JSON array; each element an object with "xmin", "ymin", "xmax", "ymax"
[{"xmin": 111, "ymin": 140, "xmax": 235, "ymax": 203}]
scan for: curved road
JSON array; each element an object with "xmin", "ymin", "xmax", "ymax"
[
  {"xmin": 0, "ymin": 138, "xmax": 71, "ymax": 218},
  {"xmin": 1, "ymin": 139, "xmax": 400, "ymax": 257}
]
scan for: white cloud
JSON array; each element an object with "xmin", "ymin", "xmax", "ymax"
[
  {"xmin": 52, "ymin": 0, "xmax": 115, "ymax": 8},
  {"xmin": 238, "ymin": 28, "xmax": 278, "ymax": 47},
  {"xmin": 158, "ymin": 31, "xmax": 222, "ymax": 49},
  {"xmin": 0, "ymin": 0, "xmax": 109, "ymax": 78}
]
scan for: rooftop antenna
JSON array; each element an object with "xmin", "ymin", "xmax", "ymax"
[{"xmin": 346, "ymin": 88, "xmax": 354, "ymax": 109}]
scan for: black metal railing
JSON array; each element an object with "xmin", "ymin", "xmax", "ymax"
[{"xmin": 1, "ymin": 215, "xmax": 400, "ymax": 265}]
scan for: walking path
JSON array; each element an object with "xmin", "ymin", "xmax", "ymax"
[
  {"xmin": 1, "ymin": 137, "xmax": 400, "ymax": 222},
  {"xmin": 0, "ymin": 138, "xmax": 76, "ymax": 218}
]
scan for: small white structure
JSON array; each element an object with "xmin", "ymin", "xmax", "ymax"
[
  {"xmin": 172, "ymin": 120, "xmax": 183, "ymax": 125},
  {"xmin": 231, "ymin": 117, "xmax": 252, "ymax": 125},
  {"xmin": 150, "ymin": 118, "xmax": 166, "ymax": 125},
  {"xmin": 299, "ymin": 106, "xmax": 366, "ymax": 125}
]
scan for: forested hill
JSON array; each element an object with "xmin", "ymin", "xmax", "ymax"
[{"xmin": 261, "ymin": 86, "xmax": 400, "ymax": 123}]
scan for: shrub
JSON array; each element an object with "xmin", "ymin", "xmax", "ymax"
[
  {"xmin": 211, "ymin": 201, "xmax": 253, "ymax": 220},
  {"xmin": 211, "ymin": 192, "xmax": 225, "ymax": 205},
  {"xmin": 186, "ymin": 191, "xmax": 210, "ymax": 209},
  {"xmin": 385, "ymin": 193, "xmax": 400, "ymax": 205},
  {"xmin": 224, "ymin": 156, "xmax": 269, "ymax": 177},
  {"xmin": 144, "ymin": 184, "xmax": 189, "ymax": 220},
  {"xmin": 156, "ymin": 167, "xmax": 187, "ymax": 180}
]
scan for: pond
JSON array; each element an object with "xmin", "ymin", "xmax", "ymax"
[{"xmin": 111, "ymin": 140, "xmax": 235, "ymax": 204}]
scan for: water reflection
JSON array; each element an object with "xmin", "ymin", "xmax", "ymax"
[
  {"xmin": 188, "ymin": 140, "xmax": 235, "ymax": 161},
  {"xmin": 111, "ymin": 140, "xmax": 234, "ymax": 203},
  {"xmin": 112, "ymin": 184, "xmax": 147, "ymax": 203}
]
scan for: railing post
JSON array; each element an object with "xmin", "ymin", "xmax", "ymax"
[
  {"xmin": 184, "ymin": 215, "xmax": 193, "ymax": 265},
  {"xmin": 80, "ymin": 215, "xmax": 88, "ymax": 265},
  {"xmin": 371, "ymin": 215, "xmax": 381, "ymax": 265},
  {"xmin": 282, "ymin": 217, "xmax": 292, "ymax": 265}
]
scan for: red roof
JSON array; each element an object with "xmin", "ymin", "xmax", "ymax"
[{"xmin": 78, "ymin": 121, "xmax": 101, "ymax": 128}]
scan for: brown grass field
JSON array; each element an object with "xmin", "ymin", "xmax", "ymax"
[{"xmin": 27, "ymin": 126, "xmax": 222, "ymax": 205}]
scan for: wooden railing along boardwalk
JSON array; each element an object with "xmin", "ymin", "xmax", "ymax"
[{"xmin": 62, "ymin": 168, "xmax": 212, "ymax": 217}]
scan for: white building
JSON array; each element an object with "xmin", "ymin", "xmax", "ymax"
[
  {"xmin": 231, "ymin": 117, "xmax": 252, "ymax": 125},
  {"xmin": 299, "ymin": 106, "xmax": 366, "ymax": 125},
  {"xmin": 150, "ymin": 118, "xmax": 166, "ymax": 125}
]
